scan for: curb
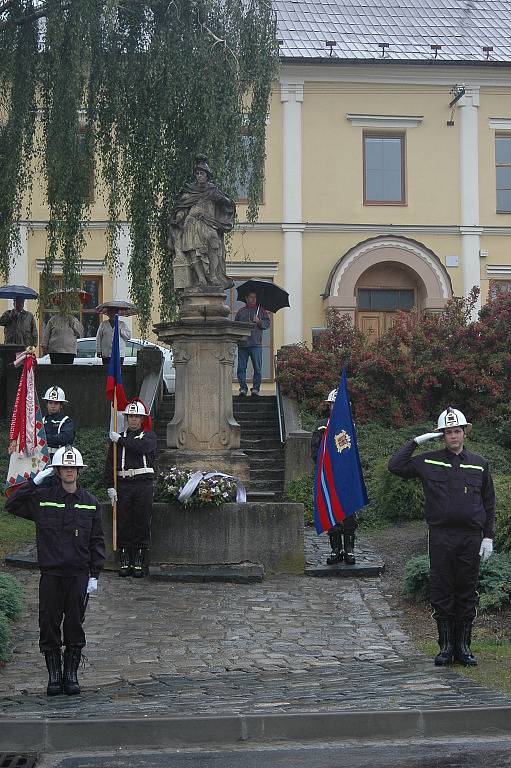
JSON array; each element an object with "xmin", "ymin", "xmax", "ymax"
[{"xmin": 2, "ymin": 706, "xmax": 511, "ymax": 751}]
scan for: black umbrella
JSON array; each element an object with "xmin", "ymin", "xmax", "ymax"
[
  {"xmin": 0, "ymin": 284, "xmax": 39, "ymax": 301},
  {"xmin": 236, "ymin": 279, "xmax": 290, "ymax": 314}
]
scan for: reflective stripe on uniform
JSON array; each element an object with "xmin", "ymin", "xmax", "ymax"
[
  {"xmin": 424, "ymin": 459, "xmax": 452, "ymax": 468},
  {"xmin": 39, "ymin": 502, "xmax": 66, "ymax": 508},
  {"xmin": 460, "ymin": 463, "xmax": 484, "ymax": 471},
  {"xmin": 74, "ymin": 504, "xmax": 96, "ymax": 510}
]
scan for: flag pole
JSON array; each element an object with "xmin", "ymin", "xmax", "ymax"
[{"xmin": 112, "ymin": 389, "xmax": 118, "ymax": 552}]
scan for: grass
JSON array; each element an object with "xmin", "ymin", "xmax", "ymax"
[
  {"xmin": 0, "ymin": 509, "xmax": 34, "ymax": 563},
  {"xmin": 420, "ymin": 636, "xmax": 511, "ymax": 698}
]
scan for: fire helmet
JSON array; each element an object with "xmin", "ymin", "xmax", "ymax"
[
  {"xmin": 52, "ymin": 445, "xmax": 87, "ymax": 469},
  {"xmin": 436, "ymin": 407, "xmax": 472, "ymax": 433},
  {"xmin": 43, "ymin": 386, "xmax": 67, "ymax": 403},
  {"xmin": 122, "ymin": 400, "xmax": 148, "ymax": 417}
]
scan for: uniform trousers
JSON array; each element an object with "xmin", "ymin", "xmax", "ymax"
[
  {"xmin": 117, "ymin": 479, "xmax": 153, "ymax": 548},
  {"xmin": 39, "ymin": 572, "xmax": 89, "ymax": 651},
  {"xmin": 429, "ymin": 527, "xmax": 481, "ymax": 621}
]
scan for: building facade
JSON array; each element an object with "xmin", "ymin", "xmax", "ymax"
[{"xmin": 4, "ymin": 0, "xmax": 511, "ymax": 382}]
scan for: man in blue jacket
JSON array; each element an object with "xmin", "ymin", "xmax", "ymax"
[
  {"xmin": 42, "ymin": 386, "xmax": 75, "ymax": 457},
  {"xmin": 234, "ymin": 291, "xmax": 270, "ymax": 397},
  {"xmin": 6, "ymin": 446, "xmax": 105, "ymax": 696}
]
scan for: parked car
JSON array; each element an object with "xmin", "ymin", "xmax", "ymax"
[{"xmin": 37, "ymin": 337, "xmax": 175, "ymax": 393}]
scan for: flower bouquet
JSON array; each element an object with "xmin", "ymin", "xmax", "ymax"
[{"xmin": 156, "ymin": 467, "xmax": 240, "ymax": 507}]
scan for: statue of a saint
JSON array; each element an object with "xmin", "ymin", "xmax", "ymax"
[{"xmin": 168, "ymin": 156, "xmax": 235, "ymax": 291}]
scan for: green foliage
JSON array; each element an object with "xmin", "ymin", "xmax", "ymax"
[
  {"xmin": 284, "ymin": 474, "xmax": 314, "ymax": 526},
  {"xmin": 0, "ymin": 572, "xmax": 23, "ymax": 622},
  {"xmin": 0, "ymin": 0, "xmax": 279, "ymax": 332},
  {"xmin": 369, "ymin": 459, "xmax": 425, "ymax": 523},
  {"xmin": 403, "ymin": 554, "xmax": 430, "ymax": 601},
  {"xmin": 0, "ymin": 611, "xmax": 12, "ymax": 664},
  {"xmin": 494, "ymin": 475, "xmax": 511, "ymax": 555},
  {"xmin": 75, "ymin": 427, "xmax": 109, "ymax": 502},
  {"xmin": 404, "ymin": 552, "xmax": 511, "ymax": 614}
]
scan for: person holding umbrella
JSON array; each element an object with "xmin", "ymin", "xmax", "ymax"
[
  {"xmin": 0, "ymin": 285, "xmax": 38, "ymax": 347},
  {"xmin": 42, "ymin": 290, "xmax": 85, "ymax": 365},
  {"xmin": 95, "ymin": 303, "xmax": 132, "ymax": 365},
  {"xmin": 235, "ymin": 279, "xmax": 289, "ymax": 398}
]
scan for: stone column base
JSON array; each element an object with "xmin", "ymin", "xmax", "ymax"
[{"xmin": 158, "ymin": 448, "xmax": 251, "ymax": 487}]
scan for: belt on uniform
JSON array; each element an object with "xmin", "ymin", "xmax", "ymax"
[{"xmin": 118, "ymin": 468, "xmax": 154, "ymax": 478}]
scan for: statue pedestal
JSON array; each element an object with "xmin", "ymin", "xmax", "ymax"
[{"xmin": 154, "ymin": 287, "xmax": 252, "ymax": 484}]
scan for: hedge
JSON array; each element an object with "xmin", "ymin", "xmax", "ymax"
[{"xmin": 0, "ymin": 572, "xmax": 23, "ymax": 663}]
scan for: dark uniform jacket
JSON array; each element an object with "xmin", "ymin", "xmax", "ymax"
[
  {"xmin": 388, "ymin": 440, "xmax": 496, "ymax": 538},
  {"xmin": 311, "ymin": 418, "xmax": 328, "ymax": 463},
  {"xmin": 43, "ymin": 414, "xmax": 75, "ymax": 453},
  {"xmin": 5, "ymin": 480, "xmax": 106, "ymax": 577},
  {"xmin": 104, "ymin": 428, "xmax": 157, "ymax": 487}
]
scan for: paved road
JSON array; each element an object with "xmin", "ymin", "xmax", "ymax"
[{"xmin": 38, "ymin": 738, "xmax": 511, "ymax": 768}]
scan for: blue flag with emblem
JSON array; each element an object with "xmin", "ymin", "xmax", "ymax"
[{"xmin": 313, "ymin": 368, "xmax": 369, "ymax": 534}]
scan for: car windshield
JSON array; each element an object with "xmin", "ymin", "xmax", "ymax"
[{"xmin": 76, "ymin": 339, "xmax": 97, "ymax": 358}]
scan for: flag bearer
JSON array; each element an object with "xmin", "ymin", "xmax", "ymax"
[
  {"xmin": 41, "ymin": 386, "xmax": 75, "ymax": 458},
  {"xmin": 388, "ymin": 407, "xmax": 495, "ymax": 668},
  {"xmin": 311, "ymin": 388, "xmax": 358, "ymax": 565},
  {"xmin": 5, "ymin": 446, "xmax": 105, "ymax": 696},
  {"xmin": 105, "ymin": 398, "xmax": 156, "ymax": 578}
]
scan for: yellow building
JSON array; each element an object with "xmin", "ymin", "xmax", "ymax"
[{"xmin": 4, "ymin": 0, "xmax": 511, "ymax": 383}]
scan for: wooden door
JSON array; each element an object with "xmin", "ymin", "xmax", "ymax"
[{"xmin": 358, "ymin": 312, "xmax": 382, "ymax": 343}]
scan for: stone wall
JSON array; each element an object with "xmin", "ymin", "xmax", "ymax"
[
  {"xmin": 6, "ymin": 364, "xmax": 137, "ymax": 427},
  {"xmin": 101, "ymin": 501, "xmax": 305, "ymax": 575}
]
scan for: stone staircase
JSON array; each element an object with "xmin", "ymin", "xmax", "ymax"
[{"xmin": 156, "ymin": 393, "xmax": 285, "ymax": 501}]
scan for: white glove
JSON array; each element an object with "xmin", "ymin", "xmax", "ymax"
[
  {"xmin": 87, "ymin": 577, "xmax": 98, "ymax": 594},
  {"xmin": 109, "ymin": 430, "xmax": 121, "ymax": 443},
  {"xmin": 33, "ymin": 466, "xmax": 55, "ymax": 486},
  {"xmin": 414, "ymin": 432, "xmax": 442, "ymax": 445},
  {"xmin": 107, "ymin": 487, "xmax": 117, "ymax": 504},
  {"xmin": 479, "ymin": 538, "xmax": 493, "ymax": 561}
]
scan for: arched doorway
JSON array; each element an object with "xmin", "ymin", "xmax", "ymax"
[{"xmin": 323, "ymin": 236, "xmax": 452, "ymax": 340}]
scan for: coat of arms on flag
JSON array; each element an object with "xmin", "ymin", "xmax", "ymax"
[
  {"xmin": 313, "ymin": 368, "xmax": 368, "ymax": 535},
  {"xmin": 5, "ymin": 349, "xmax": 50, "ymax": 495}
]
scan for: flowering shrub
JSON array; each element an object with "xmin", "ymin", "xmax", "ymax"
[
  {"xmin": 278, "ymin": 288, "xmax": 511, "ymax": 426},
  {"xmin": 155, "ymin": 468, "xmax": 237, "ymax": 507}
]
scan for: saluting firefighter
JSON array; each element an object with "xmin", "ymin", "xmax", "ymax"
[
  {"xmin": 388, "ymin": 407, "xmax": 495, "ymax": 668},
  {"xmin": 5, "ymin": 446, "xmax": 105, "ymax": 696},
  {"xmin": 42, "ymin": 386, "xmax": 75, "ymax": 458},
  {"xmin": 105, "ymin": 398, "xmax": 156, "ymax": 578},
  {"xmin": 311, "ymin": 388, "xmax": 357, "ymax": 566}
]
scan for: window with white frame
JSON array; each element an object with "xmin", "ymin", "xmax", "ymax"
[{"xmin": 496, "ymin": 135, "xmax": 511, "ymax": 213}]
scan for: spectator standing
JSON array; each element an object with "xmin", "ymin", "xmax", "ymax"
[
  {"xmin": 96, "ymin": 307, "xmax": 131, "ymax": 365},
  {"xmin": 42, "ymin": 305, "xmax": 83, "ymax": 365},
  {"xmin": 0, "ymin": 296, "xmax": 38, "ymax": 347},
  {"xmin": 234, "ymin": 291, "xmax": 270, "ymax": 397}
]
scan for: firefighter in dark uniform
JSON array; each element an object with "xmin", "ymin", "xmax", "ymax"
[
  {"xmin": 5, "ymin": 446, "xmax": 105, "ymax": 696},
  {"xmin": 388, "ymin": 407, "xmax": 495, "ymax": 667},
  {"xmin": 42, "ymin": 386, "xmax": 76, "ymax": 458},
  {"xmin": 311, "ymin": 388, "xmax": 358, "ymax": 565},
  {"xmin": 105, "ymin": 398, "xmax": 156, "ymax": 578}
]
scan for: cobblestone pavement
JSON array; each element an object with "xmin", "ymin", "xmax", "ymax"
[{"xmin": 0, "ymin": 561, "xmax": 509, "ymax": 719}]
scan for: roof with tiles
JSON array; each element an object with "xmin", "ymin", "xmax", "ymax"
[{"xmin": 275, "ymin": 0, "xmax": 511, "ymax": 64}]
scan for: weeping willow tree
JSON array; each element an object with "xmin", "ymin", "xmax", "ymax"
[{"xmin": 0, "ymin": 0, "xmax": 278, "ymax": 331}]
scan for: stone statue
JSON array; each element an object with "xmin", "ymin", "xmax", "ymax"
[{"xmin": 168, "ymin": 156, "xmax": 235, "ymax": 291}]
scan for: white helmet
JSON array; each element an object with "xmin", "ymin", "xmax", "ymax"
[
  {"xmin": 122, "ymin": 400, "xmax": 148, "ymax": 417},
  {"xmin": 43, "ymin": 386, "xmax": 67, "ymax": 403},
  {"xmin": 325, "ymin": 389, "xmax": 338, "ymax": 403},
  {"xmin": 437, "ymin": 407, "xmax": 472, "ymax": 433},
  {"xmin": 52, "ymin": 445, "xmax": 87, "ymax": 469}
]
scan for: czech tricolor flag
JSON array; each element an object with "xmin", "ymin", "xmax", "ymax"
[
  {"xmin": 313, "ymin": 368, "xmax": 368, "ymax": 534},
  {"xmin": 106, "ymin": 315, "xmax": 127, "ymax": 411}
]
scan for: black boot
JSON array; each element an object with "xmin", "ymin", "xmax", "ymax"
[
  {"xmin": 44, "ymin": 648, "xmax": 63, "ymax": 696},
  {"xmin": 133, "ymin": 547, "xmax": 148, "ymax": 578},
  {"xmin": 455, "ymin": 620, "xmax": 477, "ymax": 667},
  {"xmin": 344, "ymin": 533, "xmax": 356, "ymax": 565},
  {"xmin": 434, "ymin": 617, "xmax": 454, "ymax": 666},
  {"xmin": 118, "ymin": 546, "xmax": 132, "ymax": 577},
  {"xmin": 63, "ymin": 646, "xmax": 82, "ymax": 695},
  {"xmin": 326, "ymin": 525, "xmax": 344, "ymax": 565}
]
